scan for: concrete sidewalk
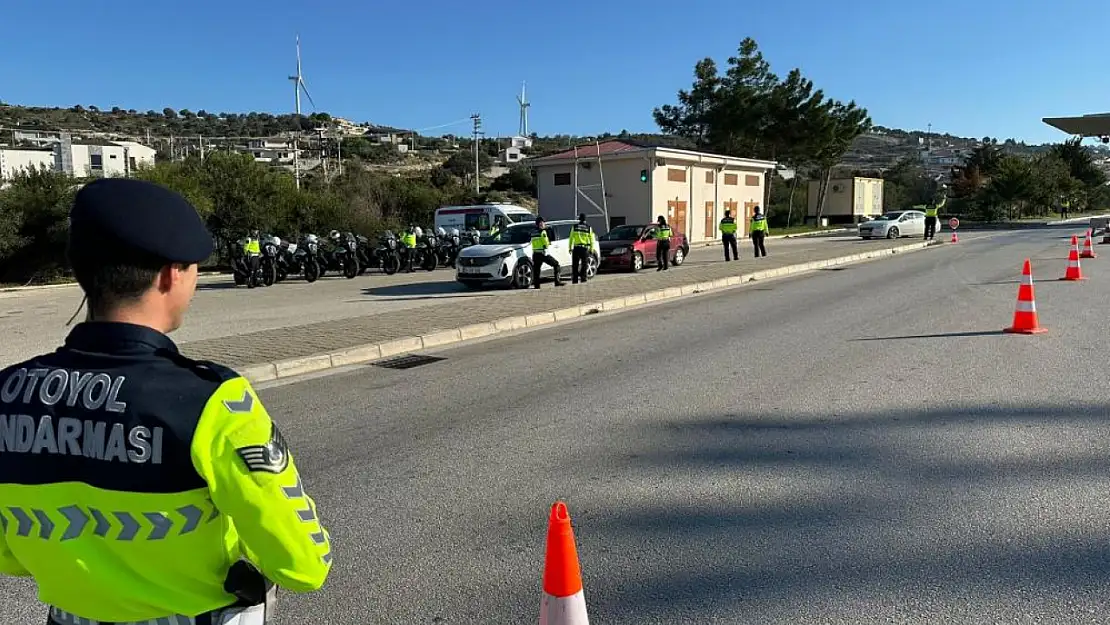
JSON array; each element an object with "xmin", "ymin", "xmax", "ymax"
[{"xmin": 179, "ymin": 238, "xmax": 942, "ymax": 382}]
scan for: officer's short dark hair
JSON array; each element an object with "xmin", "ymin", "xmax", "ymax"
[{"xmin": 73, "ymin": 252, "xmax": 180, "ymax": 317}]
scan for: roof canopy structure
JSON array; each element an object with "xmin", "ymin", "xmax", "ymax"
[{"xmin": 1042, "ymin": 113, "xmax": 1110, "ymax": 137}]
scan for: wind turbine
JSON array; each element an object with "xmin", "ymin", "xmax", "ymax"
[
  {"xmin": 288, "ymin": 35, "xmax": 317, "ymax": 189},
  {"xmin": 516, "ymin": 81, "xmax": 530, "ymax": 138}
]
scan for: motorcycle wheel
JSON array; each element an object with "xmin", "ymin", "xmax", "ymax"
[
  {"xmin": 262, "ymin": 263, "xmax": 277, "ymax": 287},
  {"xmin": 233, "ymin": 273, "xmax": 246, "ymax": 286},
  {"xmin": 423, "ymin": 254, "xmax": 437, "ymax": 271},
  {"xmin": 344, "ymin": 259, "xmax": 360, "ymax": 279},
  {"xmin": 383, "ymin": 254, "xmax": 398, "ymax": 275},
  {"xmin": 276, "ymin": 269, "xmax": 288, "ymax": 282},
  {"xmin": 304, "ymin": 261, "xmax": 320, "ymax": 283}
]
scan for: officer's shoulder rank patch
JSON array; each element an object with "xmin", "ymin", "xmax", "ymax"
[{"xmin": 236, "ymin": 424, "xmax": 290, "ymax": 474}]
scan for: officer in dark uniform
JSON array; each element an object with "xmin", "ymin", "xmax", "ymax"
[
  {"xmin": 654, "ymin": 215, "xmax": 673, "ymax": 271},
  {"xmin": 0, "ymin": 179, "xmax": 331, "ymax": 625}
]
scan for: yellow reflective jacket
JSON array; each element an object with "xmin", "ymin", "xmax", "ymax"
[{"xmin": 0, "ymin": 323, "xmax": 331, "ymax": 622}]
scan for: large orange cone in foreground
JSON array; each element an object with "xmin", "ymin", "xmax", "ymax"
[
  {"xmin": 1081, "ymin": 229, "xmax": 1097, "ymax": 259},
  {"xmin": 1061, "ymin": 235, "xmax": 1086, "ymax": 281},
  {"xmin": 1004, "ymin": 259, "xmax": 1047, "ymax": 334},
  {"xmin": 540, "ymin": 501, "xmax": 589, "ymax": 625}
]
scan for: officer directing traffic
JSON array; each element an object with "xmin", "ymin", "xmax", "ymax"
[
  {"xmin": 0, "ymin": 178, "xmax": 332, "ymax": 625},
  {"xmin": 719, "ymin": 210, "xmax": 739, "ymax": 261},
  {"xmin": 570, "ymin": 213, "xmax": 595, "ymax": 284},
  {"xmin": 530, "ymin": 217, "xmax": 564, "ymax": 289}
]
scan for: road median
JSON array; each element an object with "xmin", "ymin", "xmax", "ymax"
[{"xmin": 187, "ymin": 238, "xmax": 942, "ymax": 385}]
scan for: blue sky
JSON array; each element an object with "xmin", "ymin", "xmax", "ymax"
[{"xmin": 1, "ymin": 0, "xmax": 1106, "ymax": 144}]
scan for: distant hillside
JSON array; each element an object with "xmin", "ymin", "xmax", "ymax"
[{"xmin": 2, "ymin": 102, "xmax": 1105, "ymax": 175}]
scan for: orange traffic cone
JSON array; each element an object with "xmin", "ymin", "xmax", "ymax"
[
  {"xmin": 1061, "ymin": 235, "xmax": 1086, "ymax": 281},
  {"xmin": 540, "ymin": 502, "xmax": 589, "ymax": 625},
  {"xmin": 1081, "ymin": 229, "xmax": 1097, "ymax": 258},
  {"xmin": 1004, "ymin": 259, "xmax": 1047, "ymax": 334}
]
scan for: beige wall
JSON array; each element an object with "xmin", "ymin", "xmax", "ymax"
[
  {"xmin": 653, "ymin": 161, "xmax": 765, "ymax": 241},
  {"xmin": 536, "ymin": 152, "xmax": 771, "ymax": 241},
  {"xmin": 808, "ymin": 177, "xmax": 884, "ymax": 218},
  {"xmin": 535, "ymin": 158, "xmax": 652, "ymax": 234}
]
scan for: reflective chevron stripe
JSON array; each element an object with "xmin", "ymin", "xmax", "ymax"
[
  {"xmin": 2, "ymin": 501, "xmax": 220, "ymax": 542},
  {"xmin": 281, "ymin": 473, "xmax": 332, "ymax": 566},
  {"xmin": 49, "ymin": 606, "xmax": 203, "ymax": 625}
]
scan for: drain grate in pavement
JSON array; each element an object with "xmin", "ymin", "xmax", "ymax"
[{"xmin": 372, "ymin": 354, "xmax": 447, "ymax": 370}]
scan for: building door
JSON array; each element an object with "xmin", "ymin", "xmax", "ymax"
[
  {"xmin": 744, "ymin": 201, "xmax": 759, "ymax": 235},
  {"xmin": 724, "ymin": 200, "xmax": 739, "ymax": 236},
  {"xmin": 667, "ymin": 200, "xmax": 687, "ymax": 236},
  {"xmin": 704, "ymin": 201, "xmax": 716, "ymax": 239}
]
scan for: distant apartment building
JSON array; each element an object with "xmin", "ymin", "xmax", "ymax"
[
  {"xmin": 0, "ymin": 138, "xmax": 157, "ymax": 181},
  {"xmin": 243, "ymin": 138, "xmax": 300, "ymax": 164}
]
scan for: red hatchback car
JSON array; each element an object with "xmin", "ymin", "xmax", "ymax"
[{"xmin": 598, "ymin": 224, "xmax": 689, "ymax": 272}]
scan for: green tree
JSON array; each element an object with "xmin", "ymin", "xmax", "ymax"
[{"xmin": 0, "ymin": 166, "xmax": 78, "ymax": 282}]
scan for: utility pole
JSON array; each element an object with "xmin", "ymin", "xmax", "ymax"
[{"xmin": 471, "ymin": 113, "xmax": 483, "ymax": 194}]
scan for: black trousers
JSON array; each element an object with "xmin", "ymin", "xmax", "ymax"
[
  {"xmin": 722, "ymin": 234, "xmax": 738, "ymax": 261},
  {"xmin": 402, "ymin": 247, "xmax": 414, "ymax": 271},
  {"xmin": 247, "ymin": 254, "xmax": 261, "ymax": 287},
  {"xmin": 532, "ymin": 251, "xmax": 561, "ymax": 288},
  {"xmin": 751, "ymin": 232, "xmax": 767, "ymax": 257},
  {"xmin": 571, "ymin": 246, "xmax": 590, "ymax": 283},
  {"xmin": 656, "ymin": 240, "xmax": 671, "ymax": 270},
  {"xmin": 924, "ymin": 216, "xmax": 937, "ymax": 239}
]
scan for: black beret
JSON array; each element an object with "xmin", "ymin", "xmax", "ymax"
[{"xmin": 69, "ymin": 178, "xmax": 214, "ymax": 265}]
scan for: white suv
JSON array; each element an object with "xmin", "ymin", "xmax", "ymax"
[{"xmin": 455, "ymin": 220, "xmax": 600, "ymax": 289}]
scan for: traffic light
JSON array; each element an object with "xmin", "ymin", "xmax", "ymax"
[{"xmin": 639, "ymin": 169, "xmax": 649, "ymax": 183}]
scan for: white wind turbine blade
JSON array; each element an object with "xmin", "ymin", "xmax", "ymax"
[{"xmin": 299, "ymin": 79, "xmax": 317, "ymax": 110}]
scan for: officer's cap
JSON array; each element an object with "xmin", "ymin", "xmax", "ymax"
[{"xmin": 69, "ymin": 178, "xmax": 214, "ymax": 266}]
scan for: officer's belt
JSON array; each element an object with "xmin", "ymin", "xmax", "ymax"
[{"xmin": 49, "ymin": 604, "xmax": 266, "ymax": 625}]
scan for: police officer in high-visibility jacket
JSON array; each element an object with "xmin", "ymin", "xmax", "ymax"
[
  {"xmin": 401, "ymin": 225, "xmax": 418, "ymax": 272},
  {"xmin": 0, "ymin": 178, "xmax": 331, "ymax": 625},
  {"xmin": 569, "ymin": 213, "xmax": 595, "ymax": 284},
  {"xmin": 243, "ymin": 231, "xmax": 262, "ymax": 288},
  {"xmin": 654, "ymin": 215, "xmax": 673, "ymax": 271},
  {"xmin": 750, "ymin": 206, "xmax": 769, "ymax": 257},
  {"xmin": 530, "ymin": 217, "xmax": 564, "ymax": 289},
  {"xmin": 719, "ymin": 210, "xmax": 739, "ymax": 261}
]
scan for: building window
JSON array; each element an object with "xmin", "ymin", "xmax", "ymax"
[
  {"xmin": 90, "ymin": 154, "xmax": 103, "ymax": 170},
  {"xmin": 705, "ymin": 170, "xmax": 715, "ymax": 184},
  {"xmin": 724, "ymin": 173, "xmax": 738, "ymax": 185},
  {"xmin": 745, "ymin": 174, "xmax": 761, "ymax": 186},
  {"xmin": 129, "ymin": 157, "xmax": 137, "ymax": 170},
  {"xmin": 667, "ymin": 167, "xmax": 686, "ymax": 182},
  {"xmin": 553, "ymin": 172, "xmax": 571, "ymax": 186},
  {"xmin": 609, "ymin": 216, "xmax": 626, "ymax": 228},
  {"xmin": 109, "ymin": 154, "xmax": 118, "ymax": 159}
]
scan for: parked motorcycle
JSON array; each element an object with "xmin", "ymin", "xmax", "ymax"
[
  {"xmin": 375, "ymin": 231, "xmax": 400, "ymax": 275},
  {"xmin": 325, "ymin": 231, "xmax": 360, "ymax": 279},
  {"xmin": 275, "ymin": 238, "xmax": 298, "ymax": 282},
  {"xmin": 259, "ymin": 236, "xmax": 280, "ymax": 287},
  {"xmin": 413, "ymin": 232, "xmax": 438, "ymax": 272},
  {"xmin": 296, "ymin": 234, "xmax": 323, "ymax": 283}
]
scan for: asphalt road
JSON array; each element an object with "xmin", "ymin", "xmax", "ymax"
[
  {"xmin": 0, "ymin": 233, "xmax": 973, "ymax": 365},
  {"xmin": 5, "ymin": 227, "xmax": 1109, "ymax": 624}
]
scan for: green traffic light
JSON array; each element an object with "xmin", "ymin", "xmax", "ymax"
[{"xmin": 639, "ymin": 169, "xmax": 648, "ymax": 183}]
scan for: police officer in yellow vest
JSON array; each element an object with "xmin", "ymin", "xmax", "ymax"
[
  {"xmin": 654, "ymin": 215, "xmax": 673, "ymax": 271},
  {"xmin": 243, "ymin": 231, "xmax": 262, "ymax": 289},
  {"xmin": 0, "ymin": 179, "xmax": 331, "ymax": 625},
  {"xmin": 924, "ymin": 204, "xmax": 939, "ymax": 240},
  {"xmin": 401, "ymin": 225, "xmax": 418, "ymax": 272},
  {"xmin": 719, "ymin": 210, "xmax": 739, "ymax": 261},
  {"xmin": 530, "ymin": 217, "xmax": 564, "ymax": 289},
  {"xmin": 750, "ymin": 206, "xmax": 769, "ymax": 257},
  {"xmin": 569, "ymin": 213, "xmax": 595, "ymax": 284}
]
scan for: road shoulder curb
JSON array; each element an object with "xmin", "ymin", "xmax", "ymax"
[{"xmin": 238, "ymin": 240, "xmax": 941, "ymax": 385}]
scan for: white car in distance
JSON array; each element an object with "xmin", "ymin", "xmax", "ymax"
[
  {"xmin": 455, "ymin": 220, "xmax": 600, "ymax": 289},
  {"xmin": 858, "ymin": 210, "xmax": 927, "ymax": 239}
]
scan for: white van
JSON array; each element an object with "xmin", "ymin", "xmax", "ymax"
[{"xmin": 434, "ymin": 203, "xmax": 535, "ymax": 234}]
